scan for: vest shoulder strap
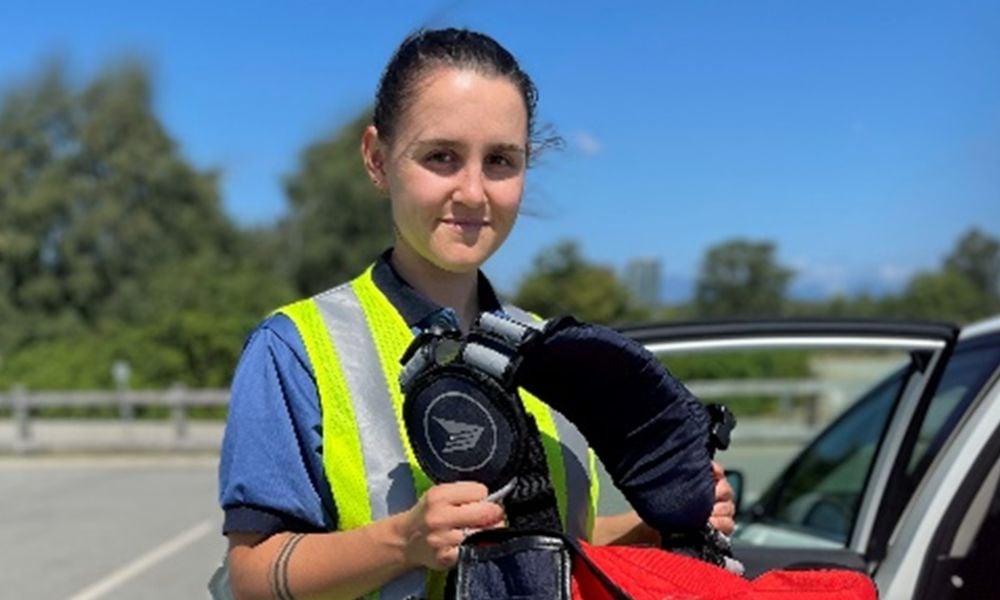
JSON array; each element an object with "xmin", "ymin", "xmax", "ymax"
[{"xmin": 275, "ymin": 294, "xmax": 372, "ymax": 531}]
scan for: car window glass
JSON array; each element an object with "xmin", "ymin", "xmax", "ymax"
[
  {"xmin": 766, "ymin": 369, "xmax": 906, "ymax": 544},
  {"xmin": 597, "ymin": 343, "xmax": 913, "ymax": 523},
  {"xmin": 906, "ymin": 343, "xmax": 1000, "ymax": 478}
]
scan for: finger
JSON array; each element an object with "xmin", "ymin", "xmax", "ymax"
[
  {"xmin": 711, "ymin": 516, "xmax": 736, "ymax": 536},
  {"xmin": 715, "ymin": 478, "xmax": 734, "ymax": 502},
  {"xmin": 711, "ymin": 461, "xmax": 725, "ymax": 480},
  {"xmin": 435, "ymin": 545, "xmax": 460, "ymax": 570},
  {"xmin": 426, "ymin": 481, "xmax": 490, "ymax": 505},
  {"xmin": 432, "ymin": 527, "xmax": 466, "ymax": 549},
  {"xmin": 712, "ymin": 500, "xmax": 736, "ymax": 518},
  {"xmin": 427, "ymin": 499, "xmax": 505, "ymax": 531}
]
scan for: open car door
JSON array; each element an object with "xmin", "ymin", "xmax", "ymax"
[{"xmin": 618, "ymin": 319, "xmax": 959, "ymax": 578}]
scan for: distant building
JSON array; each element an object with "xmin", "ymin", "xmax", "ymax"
[{"xmin": 624, "ymin": 258, "xmax": 662, "ymax": 307}]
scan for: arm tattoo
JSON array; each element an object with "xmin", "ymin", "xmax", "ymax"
[{"xmin": 269, "ymin": 533, "xmax": 306, "ymax": 600}]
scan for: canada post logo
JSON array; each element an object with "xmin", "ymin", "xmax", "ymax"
[
  {"xmin": 432, "ymin": 417, "xmax": 484, "ymax": 453},
  {"xmin": 424, "ymin": 391, "xmax": 498, "ymax": 473}
]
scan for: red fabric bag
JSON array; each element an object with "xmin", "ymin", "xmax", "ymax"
[{"xmin": 571, "ymin": 541, "xmax": 877, "ymax": 600}]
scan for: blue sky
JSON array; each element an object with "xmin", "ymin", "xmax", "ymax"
[{"xmin": 2, "ymin": 1, "xmax": 998, "ymax": 300}]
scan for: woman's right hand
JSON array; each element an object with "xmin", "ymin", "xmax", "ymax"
[{"xmin": 399, "ymin": 481, "xmax": 506, "ymax": 571}]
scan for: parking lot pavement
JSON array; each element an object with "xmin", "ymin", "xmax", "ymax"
[
  {"xmin": 1, "ymin": 439, "xmax": 802, "ymax": 600},
  {"xmin": 0, "ymin": 456, "xmax": 225, "ymax": 600}
]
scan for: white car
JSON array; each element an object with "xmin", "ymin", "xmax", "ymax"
[{"xmin": 625, "ymin": 315, "xmax": 1000, "ymax": 599}]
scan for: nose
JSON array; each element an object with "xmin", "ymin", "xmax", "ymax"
[{"xmin": 453, "ymin": 164, "xmax": 486, "ymax": 207}]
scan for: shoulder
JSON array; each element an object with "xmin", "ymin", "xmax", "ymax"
[
  {"xmin": 250, "ymin": 274, "xmax": 369, "ymax": 364},
  {"xmin": 237, "ymin": 312, "xmax": 312, "ymax": 378},
  {"xmin": 254, "ymin": 312, "xmax": 307, "ymax": 347}
]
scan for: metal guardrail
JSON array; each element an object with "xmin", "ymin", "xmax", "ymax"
[
  {"xmin": 0, "ymin": 379, "xmax": 854, "ymax": 454},
  {"xmin": 0, "ymin": 385, "xmax": 229, "ymax": 454},
  {"xmin": 687, "ymin": 379, "xmax": 849, "ymax": 426}
]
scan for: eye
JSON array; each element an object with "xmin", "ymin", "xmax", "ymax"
[
  {"xmin": 487, "ymin": 154, "xmax": 512, "ymax": 167},
  {"xmin": 484, "ymin": 152, "xmax": 522, "ymax": 179},
  {"xmin": 426, "ymin": 150, "xmax": 454, "ymax": 164},
  {"xmin": 422, "ymin": 149, "xmax": 461, "ymax": 175}
]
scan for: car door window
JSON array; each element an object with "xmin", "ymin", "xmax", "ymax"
[
  {"xmin": 764, "ymin": 369, "xmax": 906, "ymax": 543},
  {"xmin": 906, "ymin": 342, "xmax": 1000, "ymax": 480}
]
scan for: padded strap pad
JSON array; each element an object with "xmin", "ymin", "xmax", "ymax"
[{"xmin": 517, "ymin": 321, "xmax": 715, "ymax": 533}]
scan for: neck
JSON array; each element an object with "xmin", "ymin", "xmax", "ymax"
[{"xmin": 390, "ymin": 246, "xmax": 480, "ymax": 332}]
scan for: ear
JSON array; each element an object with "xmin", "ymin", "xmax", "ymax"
[{"xmin": 361, "ymin": 125, "xmax": 388, "ymax": 191}]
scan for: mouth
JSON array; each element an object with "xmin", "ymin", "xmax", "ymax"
[{"xmin": 440, "ymin": 218, "xmax": 490, "ymax": 229}]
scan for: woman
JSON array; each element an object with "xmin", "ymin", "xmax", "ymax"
[{"xmin": 218, "ymin": 28, "xmax": 735, "ymax": 600}]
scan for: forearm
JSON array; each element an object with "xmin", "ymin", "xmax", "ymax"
[
  {"xmin": 228, "ymin": 513, "xmax": 413, "ymax": 600},
  {"xmin": 591, "ymin": 511, "xmax": 660, "ymax": 546}
]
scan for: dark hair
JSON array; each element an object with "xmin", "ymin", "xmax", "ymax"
[{"xmin": 374, "ymin": 28, "xmax": 543, "ymax": 156}]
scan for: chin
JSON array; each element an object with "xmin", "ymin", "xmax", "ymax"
[
  {"xmin": 435, "ymin": 256, "xmax": 487, "ymax": 274},
  {"xmin": 433, "ymin": 246, "xmax": 495, "ymax": 273}
]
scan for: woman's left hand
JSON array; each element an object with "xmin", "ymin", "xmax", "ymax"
[{"xmin": 710, "ymin": 461, "xmax": 736, "ymax": 535}]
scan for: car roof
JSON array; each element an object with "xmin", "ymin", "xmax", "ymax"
[{"xmin": 959, "ymin": 314, "xmax": 1000, "ymax": 339}]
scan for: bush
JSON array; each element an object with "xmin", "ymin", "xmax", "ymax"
[{"xmin": 662, "ymin": 350, "xmax": 812, "ymax": 417}]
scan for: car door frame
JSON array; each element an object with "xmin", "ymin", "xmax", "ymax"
[
  {"xmin": 621, "ymin": 319, "xmax": 959, "ymax": 574},
  {"xmin": 877, "ymin": 358, "xmax": 1000, "ymax": 599}
]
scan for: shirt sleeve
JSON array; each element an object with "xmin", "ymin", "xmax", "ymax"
[{"xmin": 218, "ymin": 314, "xmax": 337, "ymax": 535}]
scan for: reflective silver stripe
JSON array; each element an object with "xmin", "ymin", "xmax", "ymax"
[
  {"xmin": 550, "ymin": 408, "xmax": 593, "ymax": 539},
  {"xmin": 313, "ymin": 285, "xmax": 425, "ymax": 600}
]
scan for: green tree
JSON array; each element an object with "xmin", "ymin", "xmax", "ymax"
[
  {"xmin": 126, "ymin": 251, "xmax": 296, "ymax": 387},
  {"xmin": 944, "ymin": 228, "xmax": 1000, "ymax": 301},
  {"xmin": 0, "ymin": 60, "xmax": 290, "ymax": 390},
  {"xmin": 694, "ymin": 239, "xmax": 794, "ymax": 318},
  {"xmin": 282, "ymin": 111, "xmax": 392, "ymax": 295},
  {"xmin": 0, "ymin": 62, "xmax": 235, "ymax": 336},
  {"xmin": 887, "ymin": 229, "xmax": 1000, "ymax": 324},
  {"xmin": 513, "ymin": 240, "xmax": 645, "ymax": 324},
  {"xmin": 894, "ymin": 270, "xmax": 994, "ymax": 323}
]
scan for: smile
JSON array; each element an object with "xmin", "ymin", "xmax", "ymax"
[{"xmin": 440, "ymin": 218, "xmax": 490, "ymax": 228}]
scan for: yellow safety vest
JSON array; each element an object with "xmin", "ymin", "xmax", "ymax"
[{"xmin": 277, "ymin": 266, "xmax": 598, "ymax": 600}]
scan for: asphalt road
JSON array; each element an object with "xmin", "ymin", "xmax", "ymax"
[
  {"xmin": 1, "ymin": 455, "xmax": 223, "ymax": 600},
  {"xmin": 2, "ymin": 442, "xmax": 801, "ymax": 600}
]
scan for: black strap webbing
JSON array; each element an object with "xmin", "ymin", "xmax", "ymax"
[
  {"xmin": 465, "ymin": 314, "xmax": 563, "ymax": 533},
  {"xmin": 504, "ymin": 414, "xmax": 563, "ymax": 532}
]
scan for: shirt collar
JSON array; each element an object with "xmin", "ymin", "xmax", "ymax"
[{"xmin": 370, "ymin": 248, "xmax": 504, "ymax": 330}]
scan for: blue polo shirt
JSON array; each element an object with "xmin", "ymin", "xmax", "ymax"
[{"xmin": 218, "ymin": 251, "xmax": 504, "ymax": 535}]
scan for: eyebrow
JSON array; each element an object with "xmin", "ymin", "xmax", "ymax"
[{"xmin": 414, "ymin": 138, "xmax": 526, "ymax": 155}]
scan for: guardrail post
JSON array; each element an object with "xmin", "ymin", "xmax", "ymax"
[
  {"xmin": 13, "ymin": 384, "xmax": 31, "ymax": 454},
  {"xmin": 170, "ymin": 383, "xmax": 188, "ymax": 446},
  {"xmin": 805, "ymin": 393, "xmax": 819, "ymax": 427},
  {"xmin": 821, "ymin": 386, "xmax": 846, "ymax": 427},
  {"xmin": 778, "ymin": 391, "xmax": 793, "ymax": 419},
  {"xmin": 112, "ymin": 360, "xmax": 133, "ymax": 424}
]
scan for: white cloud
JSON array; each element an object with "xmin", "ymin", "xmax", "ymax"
[
  {"xmin": 789, "ymin": 257, "xmax": 918, "ymax": 298},
  {"xmin": 573, "ymin": 131, "xmax": 602, "ymax": 156},
  {"xmin": 790, "ymin": 257, "xmax": 851, "ymax": 296},
  {"xmin": 876, "ymin": 263, "xmax": 916, "ymax": 287}
]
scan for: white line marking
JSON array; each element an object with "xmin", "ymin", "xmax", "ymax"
[
  {"xmin": 67, "ymin": 519, "xmax": 215, "ymax": 600},
  {"xmin": 0, "ymin": 455, "xmax": 218, "ymax": 470}
]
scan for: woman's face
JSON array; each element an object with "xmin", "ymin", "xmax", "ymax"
[{"xmin": 372, "ymin": 67, "xmax": 528, "ymax": 274}]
